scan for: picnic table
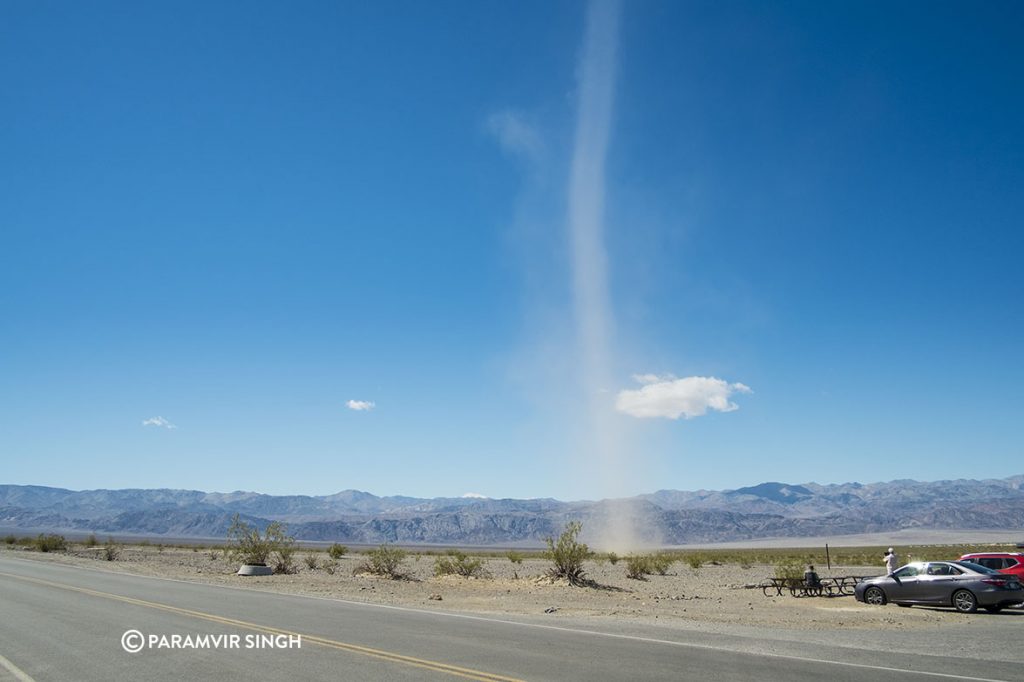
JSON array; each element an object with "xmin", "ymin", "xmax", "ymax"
[{"xmin": 761, "ymin": 575, "xmax": 873, "ymax": 598}]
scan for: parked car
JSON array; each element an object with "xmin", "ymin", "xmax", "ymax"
[
  {"xmin": 855, "ymin": 561, "xmax": 1024, "ymax": 613},
  {"xmin": 958, "ymin": 552, "xmax": 1024, "ymax": 579}
]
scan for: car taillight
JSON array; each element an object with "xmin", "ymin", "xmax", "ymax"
[{"xmin": 982, "ymin": 578, "xmax": 1007, "ymax": 586}]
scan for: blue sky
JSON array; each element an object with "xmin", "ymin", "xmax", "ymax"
[{"xmin": 2, "ymin": 1, "xmax": 1021, "ymax": 500}]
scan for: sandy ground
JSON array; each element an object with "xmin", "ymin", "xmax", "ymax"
[{"xmin": 7, "ymin": 543, "xmax": 1019, "ymax": 635}]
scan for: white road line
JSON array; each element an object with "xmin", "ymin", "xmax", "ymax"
[
  {"xmin": 0, "ymin": 653, "xmax": 36, "ymax": 682},
  {"xmin": 0, "ymin": 555, "xmax": 1014, "ymax": 682}
]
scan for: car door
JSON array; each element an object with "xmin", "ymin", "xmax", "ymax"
[
  {"xmin": 916, "ymin": 562, "xmax": 961, "ymax": 603},
  {"xmin": 886, "ymin": 564, "xmax": 922, "ymax": 601},
  {"xmin": 1003, "ymin": 557, "xmax": 1024, "ymax": 579}
]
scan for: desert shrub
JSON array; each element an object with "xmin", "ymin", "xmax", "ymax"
[
  {"xmin": 304, "ymin": 553, "xmax": 320, "ymax": 570},
  {"xmin": 323, "ymin": 559, "xmax": 337, "ymax": 575},
  {"xmin": 774, "ymin": 557, "xmax": 804, "ymax": 581},
  {"xmin": 740, "ymin": 559, "xmax": 752, "ymax": 570},
  {"xmin": 84, "ymin": 533, "xmax": 98, "ymax": 548},
  {"xmin": 652, "ymin": 553, "xmax": 676, "ymax": 574},
  {"xmin": 544, "ymin": 521, "xmax": 591, "ymax": 586},
  {"xmin": 227, "ymin": 516, "xmax": 273, "ymax": 564},
  {"xmin": 624, "ymin": 553, "xmax": 674, "ymax": 579},
  {"xmin": 607, "ymin": 551, "xmax": 619, "ymax": 565},
  {"xmin": 625, "ymin": 554, "xmax": 651, "ymax": 580},
  {"xmin": 506, "ymin": 550, "xmax": 524, "ymax": 578},
  {"xmin": 434, "ymin": 550, "xmax": 487, "ymax": 578},
  {"xmin": 272, "ymin": 543, "xmax": 297, "ymax": 575},
  {"xmin": 3, "ymin": 534, "xmax": 16, "ymax": 545},
  {"xmin": 226, "ymin": 514, "xmax": 295, "ymax": 573},
  {"xmin": 103, "ymin": 537, "xmax": 120, "ymax": 561},
  {"xmin": 328, "ymin": 543, "xmax": 348, "ymax": 560},
  {"xmin": 685, "ymin": 554, "xmax": 702, "ymax": 570},
  {"xmin": 273, "ymin": 553, "xmax": 297, "ymax": 574},
  {"xmin": 34, "ymin": 534, "xmax": 68, "ymax": 552},
  {"xmin": 355, "ymin": 545, "xmax": 409, "ymax": 579}
]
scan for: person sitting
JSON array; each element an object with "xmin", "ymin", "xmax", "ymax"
[{"xmin": 804, "ymin": 564, "xmax": 821, "ymax": 588}]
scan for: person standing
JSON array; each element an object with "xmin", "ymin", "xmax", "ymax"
[{"xmin": 884, "ymin": 547, "xmax": 899, "ymax": 573}]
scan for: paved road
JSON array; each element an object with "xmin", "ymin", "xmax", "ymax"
[{"xmin": 0, "ymin": 556, "xmax": 1019, "ymax": 681}]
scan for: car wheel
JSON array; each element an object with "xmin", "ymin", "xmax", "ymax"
[
  {"xmin": 952, "ymin": 590, "xmax": 978, "ymax": 614},
  {"xmin": 983, "ymin": 605, "xmax": 1003, "ymax": 614},
  {"xmin": 864, "ymin": 586, "xmax": 887, "ymax": 606}
]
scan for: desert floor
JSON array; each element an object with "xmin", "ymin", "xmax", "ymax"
[{"xmin": 7, "ymin": 543, "xmax": 1020, "ymax": 637}]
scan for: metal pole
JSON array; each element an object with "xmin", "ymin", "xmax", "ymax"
[{"xmin": 825, "ymin": 543, "xmax": 831, "ymax": 571}]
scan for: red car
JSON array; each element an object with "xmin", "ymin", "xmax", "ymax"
[{"xmin": 959, "ymin": 552, "xmax": 1024, "ymax": 579}]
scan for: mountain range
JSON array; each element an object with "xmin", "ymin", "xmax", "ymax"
[{"xmin": 2, "ymin": 475, "xmax": 1023, "ymax": 547}]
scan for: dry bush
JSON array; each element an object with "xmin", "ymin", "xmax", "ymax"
[
  {"xmin": 355, "ymin": 545, "xmax": 409, "ymax": 579},
  {"xmin": 272, "ymin": 543, "xmax": 297, "ymax": 574},
  {"xmin": 544, "ymin": 521, "xmax": 591, "ymax": 586},
  {"xmin": 625, "ymin": 554, "xmax": 651, "ymax": 580},
  {"xmin": 649, "ymin": 553, "xmax": 674, "ymax": 574},
  {"xmin": 774, "ymin": 557, "xmax": 805, "ymax": 581},
  {"xmin": 434, "ymin": 550, "xmax": 488, "ymax": 578},
  {"xmin": 226, "ymin": 514, "xmax": 295, "ymax": 573},
  {"xmin": 34, "ymin": 534, "xmax": 68, "ymax": 553}
]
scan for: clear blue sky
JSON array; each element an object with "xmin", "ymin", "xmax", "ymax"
[{"xmin": 2, "ymin": 1, "xmax": 1021, "ymax": 500}]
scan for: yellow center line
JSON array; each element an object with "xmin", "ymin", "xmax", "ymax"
[{"xmin": 0, "ymin": 571, "xmax": 523, "ymax": 682}]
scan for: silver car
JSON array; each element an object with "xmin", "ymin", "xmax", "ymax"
[{"xmin": 855, "ymin": 560, "xmax": 1024, "ymax": 613}]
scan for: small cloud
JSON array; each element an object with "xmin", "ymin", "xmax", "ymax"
[
  {"xmin": 461, "ymin": 493, "xmax": 488, "ymax": 499},
  {"xmin": 486, "ymin": 110, "xmax": 543, "ymax": 163},
  {"xmin": 616, "ymin": 375, "xmax": 752, "ymax": 420},
  {"xmin": 346, "ymin": 399, "xmax": 375, "ymax": 412},
  {"xmin": 142, "ymin": 416, "xmax": 177, "ymax": 429}
]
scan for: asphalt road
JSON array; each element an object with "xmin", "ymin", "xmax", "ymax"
[{"xmin": 0, "ymin": 555, "xmax": 1019, "ymax": 681}]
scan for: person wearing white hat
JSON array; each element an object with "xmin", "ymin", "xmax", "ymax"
[{"xmin": 884, "ymin": 547, "xmax": 899, "ymax": 573}]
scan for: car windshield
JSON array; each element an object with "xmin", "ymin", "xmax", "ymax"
[{"xmin": 952, "ymin": 561, "xmax": 1000, "ymax": 575}]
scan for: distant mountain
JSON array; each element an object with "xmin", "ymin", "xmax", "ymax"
[
  {"xmin": 1, "ymin": 476, "xmax": 1023, "ymax": 546},
  {"xmin": 731, "ymin": 482, "xmax": 813, "ymax": 504}
]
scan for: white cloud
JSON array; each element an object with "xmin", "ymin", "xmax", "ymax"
[
  {"xmin": 461, "ymin": 492, "xmax": 488, "ymax": 499},
  {"xmin": 345, "ymin": 399, "xmax": 375, "ymax": 412},
  {"xmin": 615, "ymin": 375, "xmax": 752, "ymax": 420},
  {"xmin": 142, "ymin": 416, "xmax": 177, "ymax": 429},
  {"xmin": 486, "ymin": 110, "xmax": 543, "ymax": 163}
]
